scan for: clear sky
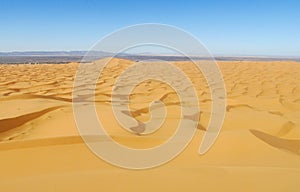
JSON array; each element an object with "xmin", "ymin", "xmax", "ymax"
[{"xmin": 1, "ymin": 0, "xmax": 299, "ymax": 56}]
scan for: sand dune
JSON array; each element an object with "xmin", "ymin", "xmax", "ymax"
[
  {"xmin": 0, "ymin": 59, "xmax": 300, "ymax": 191},
  {"xmin": 250, "ymin": 129, "xmax": 300, "ymax": 155},
  {"xmin": 0, "ymin": 106, "xmax": 62, "ymax": 133}
]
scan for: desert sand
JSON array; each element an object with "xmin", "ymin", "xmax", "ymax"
[{"xmin": 0, "ymin": 58, "xmax": 300, "ymax": 191}]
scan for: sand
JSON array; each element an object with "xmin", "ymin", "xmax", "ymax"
[{"xmin": 0, "ymin": 58, "xmax": 300, "ymax": 191}]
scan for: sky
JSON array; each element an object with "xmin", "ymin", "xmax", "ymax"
[{"xmin": 0, "ymin": 0, "xmax": 299, "ymax": 56}]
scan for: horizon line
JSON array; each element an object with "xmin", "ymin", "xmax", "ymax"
[{"xmin": 0, "ymin": 50, "xmax": 299, "ymax": 58}]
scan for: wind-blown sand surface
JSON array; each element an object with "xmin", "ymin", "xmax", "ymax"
[{"xmin": 1, "ymin": 58, "xmax": 300, "ymax": 191}]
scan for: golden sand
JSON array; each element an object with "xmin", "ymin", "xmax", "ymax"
[{"xmin": 0, "ymin": 58, "xmax": 300, "ymax": 191}]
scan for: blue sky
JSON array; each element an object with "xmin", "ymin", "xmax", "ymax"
[{"xmin": 0, "ymin": 0, "xmax": 299, "ymax": 56}]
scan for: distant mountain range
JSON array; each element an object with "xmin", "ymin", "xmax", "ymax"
[
  {"xmin": 0, "ymin": 51, "xmax": 299, "ymax": 64},
  {"xmin": 0, "ymin": 51, "xmax": 111, "ymax": 56},
  {"xmin": 0, "ymin": 51, "xmax": 113, "ymax": 64}
]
